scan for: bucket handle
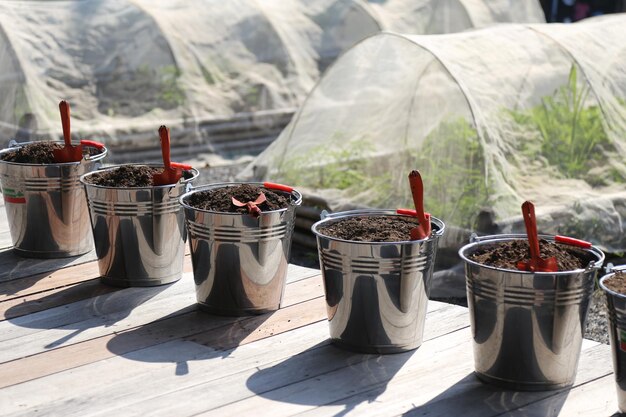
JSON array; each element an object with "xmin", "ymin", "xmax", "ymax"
[
  {"xmin": 607, "ymin": 264, "xmax": 626, "ymax": 274},
  {"xmin": 469, "ymin": 233, "xmax": 524, "ymax": 243}
]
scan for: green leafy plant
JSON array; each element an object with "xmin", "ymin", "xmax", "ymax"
[
  {"xmin": 159, "ymin": 65, "xmax": 185, "ymax": 107},
  {"xmin": 274, "ymin": 133, "xmax": 393, "ymax": 203},
  {"xmin": 273, "ymin": 119, "xmax": 489, "ymax": 229},
  {"xmin": 508, "ymin": 66, "xmax": 622, "ymax": 184}
]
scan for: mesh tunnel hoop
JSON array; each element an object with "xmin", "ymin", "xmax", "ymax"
[{"xmin": 240, "ymin": 14, "xmax": 626, "ymax": 254}]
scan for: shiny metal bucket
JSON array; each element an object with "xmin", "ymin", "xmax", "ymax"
[
  {"xmin": 311, "ymin": 209, "xmax": 445, "ymax": 354},
  {"xmin": 80, "ymin": 164, "xmax": 198, "ymax": 287},
  {"xmin": 0, "ymin": 140, "xmax": 107, "ymax": 258},
  {"xmin": 599, "ymin": 266, "xmax": 626, "ymax": 412},
  {"xmin": 180, "ymin": 182, "xmax": 302, "ymax": 315},
  {"xmin": 459, "ymin": 234, "xmax": 605, "ymax": 390}
]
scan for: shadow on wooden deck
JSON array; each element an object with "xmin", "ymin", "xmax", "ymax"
[
  {"xmin": 401, "ymin": 373, "xmax": 569, "ymax": 416},
  {"xmin": 246, "ymin": 342, "xmax": 413, "ymax": 417}
]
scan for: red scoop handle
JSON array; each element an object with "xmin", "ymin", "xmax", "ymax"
[
  {"xmin": 158, "ymin": 125, "xmax": 171, "ymax": 170},
  {"xmin": 263, "ymin": 182, "xmax": 293, "ymax": 193},
  {"xmin": 396, "ymin": 208, "xmax": 432, "ymax": 217},
  {"xmin": 171, "ymin": 162, "xmax": 193, "ymax": 171},
  {"xmin": 79, "ymin": 140, "xmax": 105, "ymax": 150},
  {"xmin": 555, "ymin": 235, "xmax": 592, "ymax": 248},
  {"xmin": 521, "ymin": 201, "xmax": 542, "ymax": 265},
  {"xmin": 59, "ymin": 100, "xmax": 72, "ymax": 146}
]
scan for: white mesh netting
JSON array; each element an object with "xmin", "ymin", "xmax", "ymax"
[
  {"xmin": 240, "ymin": 14, "xmax": 626, "ymax": 255},
  {"xmin": 0, "ymin": 0, "xmax": 544, "ymax": 151}
]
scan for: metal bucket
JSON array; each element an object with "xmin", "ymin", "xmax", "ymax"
[
  {"xmin": 311, "ymin": 209, "xmax": 445, "ymax": 354},
  {"xmin": 599, "ymin": 266, "xmax": 626, "ymax": 412},
  {"xmin": 179, "ymin": 182, "xmax": 302, "ymax": 315},
  {"xmin": 0, "ymin": 140, "xmax": 107, "ymax": 258},
  {"xmin": 80, "ymin": 164, "xmax": 198, "ymax": 287},
  {"xmin": 459, "ymin": 234, "xmax": 605, "ymax": 390}
]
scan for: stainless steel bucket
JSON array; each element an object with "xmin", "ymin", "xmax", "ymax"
[
  {"xmin": 180, "ymin": 182, "xmax": 302, "ymax": 315},
  {"xmin": 459, "ymin": 234, "xmax": 605, "ymax": 390},
  {"xmin": 80, "ymin": 164, "xmax": 198, "ymax": 287},
  {"xmin": 599, "ymin": 266, "xmax": 626, "ymax": 412},
  {"xmin": 0, "ymin": 140, "xmax": 107, "ymax": 258},
  {"xmin": 311, "ymin": 209, "xmax": 445, "ymax": 354}
]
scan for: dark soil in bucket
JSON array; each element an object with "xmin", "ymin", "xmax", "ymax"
[
  {"xmin": 186, "ymin": 184, "xmax": 289, "ymax": 213},
  {"xmin": 0, "ymin": 142, "xmax": 63, "ymax": 164},
  {"xmin": 85, "ymin": 165, "xmax": 161, "ymax": 187},
  {"xmin": 469, "ymin": 239, "xmax": 590, "ymax": 271},
  {"xmin": 603, "ymin": 271, "xmax": 626, "ymax": 294},
  {"xmin": 0, "ymin": 141, "xmax": 104, "ymax": 164},
  {"xmin": 317, "ymin": 216, "xmax": 423, "ymax": 242}
]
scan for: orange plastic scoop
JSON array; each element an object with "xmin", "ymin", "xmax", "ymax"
[
  {"xmin": 53, "ymin": 100, "xmax": 83, "ymax": 163},
  {"xmin": 153, "ymin": 126, "xmax": 192, "ymax": 186},
  {"xmin": 232, "ymin": 193, "xmax": 266, "ymax": 218},
  {"xmin": 408, "ymin": 170, "xmax": 431, "ymax": 240},
  {"xmin": 516, "ymin": 201, "xmax": 558, "ymax": 272}
]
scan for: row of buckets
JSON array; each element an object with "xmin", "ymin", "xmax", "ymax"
[{"xmin": 1, "ymin": 140, "xmax": 626, "ymax": 409}]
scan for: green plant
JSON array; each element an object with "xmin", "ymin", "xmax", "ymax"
[
  {"xmin": 273, "ymin": 119, "xmax": 489, "ymax": 229},
  {"xmin": 159, "ymin": 65, "xmax": 185, "ymax": 107},
  {"xmin": 274, "ymin": 133, "xmax": 393, "ymax": 204},
  {"xmin": 508, "ymin": 66, "xmax": 622, "ymax": 184}
]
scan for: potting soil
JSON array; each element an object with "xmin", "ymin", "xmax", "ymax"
[
  {"xmin": 84, "ymin": 165, "xmax": 160, "ymax": 187},
  {"xmin": 186, "ymin": 184, "xmax": 289, "ymax": 213},
  {"xmin": 468, "ymin": 239, "xmax": 589, "ymax": 271},
  {"xmin": 317, "ymin": 216, "xmax": 422, "ymax": 242},
  {"xmin": 603, "ymin": 271, "xmax": 626, "ymax": 294},
  {"xmin": 0, "ymin": 142, "xmax": 63, "ymax": 164}
]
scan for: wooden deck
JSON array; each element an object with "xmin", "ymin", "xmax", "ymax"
[{"xmin": 0, "ymin": 197, "xmax": 620, "ymax": 416}]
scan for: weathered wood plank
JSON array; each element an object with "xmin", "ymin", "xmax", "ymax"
[
  {"xmin": 0, "ymin": 256, "xmax": 318, "ymax": 305},
  {"xmin": 0, "ymin": 271, "xmax": 330, "ymax": 387},
  {"xmin": 199, "ymin": 335, "xmax": 613, "ymax": 417},
  {"xmin": 0, "ymin": 263, "xmax": 320, "ymax": 342},
  {"xmin": 0, "ymin": 303, "xmax": 466, "ymax": 417},
  {"xmin": 106, "ymin": 305, "xmax": 465, "ymax": 417},
  {"xmin": 0, "ymin": 260, "xmax": 194, "ymax": 321},
  {"xmin": 506, "ymin": 374, "xmax": 618, "ymax": 416},
  {"xmin": 0, "ymin": 260, "xmax": 320, "ymax": 323},
  {"xmin": 0, "ymin": 279, "xmax": 118, "ymax": 321},
  {"xmin": 0, "ymin": 247, "xmax": 98, "ymax": 283},
  {"xmin": 0, "ymin": 322, "xmax": 332, "ymax": 417},
  {"xmin": 294, "ymin": 343, "xmax": 614, "ymax": 417},
  {"xmin": 0, "ymin": 277, "xmax": 198, "ymax": 362},
  {"xmin": 0, "ymin": 261, "xmax": 101, "ymax": 304}
]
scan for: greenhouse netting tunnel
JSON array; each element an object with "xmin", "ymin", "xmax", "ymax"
[
  {"xmin": 0, "ymin": 0, "xmax": 544, "ymax": 161},
  {"xmin": 240, "ymin": 14, "xmax": 626, "ymax": 296}
]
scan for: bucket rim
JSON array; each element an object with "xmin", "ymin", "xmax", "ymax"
[
  {"xmin": 79, "ymin": 163, "xmax": 199, "ymax": 189},
  {"xmin": 599, "ymin": 267, "xmax": 626, "ymax": 299},
  {"xmin": 310, "ymin": 209, "xmax": 445, "ymax": 244},
  {"xmin": 178, "ymin": 181, "xmax": 303, "ymax": 215},
  {"xmin": 0, "ymin": 139, "xmax": 107, "ymax": 166},
  {"xmin": 458, "ymin": 234, "xmax": 605, "ymax": 275}
]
